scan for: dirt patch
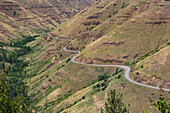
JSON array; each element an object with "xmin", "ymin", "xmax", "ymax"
[
  {"xmin": 87, "ymin": 12, "xmax": 102, "ymax": 19},
  {"xmin": 82, "ymin": 20, "xmax": 101, "ymax": 26},
  {"xmin": 145, "ymin": 21, "xmax": 167, "ymax": 25},
  {"xmin": 55, "ymin": 71, "xmax": 72, "ymax": 79},
  {"xmin": 103, "ymin": 41, "xmax": 126, "ymax": 46},
  {"xmin": 76, "ymin": 56, "xmax": 124, "ymax": 64},
  {"xmin": 46, "ymin": 88, "xmax": 61, "ymax": 100},
  {"xmin": 41, "ymin": 63, "xmax": 55, "ymax": 72}
]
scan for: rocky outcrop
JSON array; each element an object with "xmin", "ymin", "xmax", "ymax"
[
  {"xmin": 145, "ymin": 21, "xmax": 167, "ymax": 25},
  {"xmin": 103, "ymin": 41, "xmax": 126, "ymax": 46},
  {"xmin": 0, "ymin": 0, "xmax": 94, "ymax": 41},
  {"xmin": 134, "ymin": 75, "xmax": 170, "ymax": 89},
  {"xmin": 82, "ymin": 20, "xmax": 101, "ymax": 26},
  {"xmin": 76, "ymin": 56, "xmax": 124, "ymax": 64}
]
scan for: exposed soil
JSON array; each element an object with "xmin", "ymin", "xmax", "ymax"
[{"xmin": 133, "ymin": 74, "xmax": 170, "ymax": 89}]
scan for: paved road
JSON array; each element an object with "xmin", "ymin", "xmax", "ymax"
[{"xmin": 54, "ymin": 37, "xmax": 170, "ymax": 92}]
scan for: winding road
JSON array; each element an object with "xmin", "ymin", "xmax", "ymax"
[{"xmin": 55, "ymin": 35, "xmax": 170, "ymax": 92}]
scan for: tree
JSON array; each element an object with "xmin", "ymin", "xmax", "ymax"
[
  {"xmin": 0, "ymin": 46, "xmax": 7, "ymax": 67},
  {"xmin": 149, "ymin": 89, "xmax": 170, "ymax": 113},
  {"xmin": 105, "ymin": 89, "xmax": 129, "ymax": 113},
  {"xmin": 0, "ymin": 70, "xmax": 24, "ymax": 113}
]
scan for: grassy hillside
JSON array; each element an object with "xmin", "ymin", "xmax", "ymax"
[
  {"xmin": 0, "ymin": 0, "xmax": 94, "ymax": 42},
  {"xmin": 23, "ymin": 34, "xmax": 169, "ymax": 112},
  {"xmin": 1, "ymin": 0, "xmax": 169, "ymax": 112},
  {"xmin": 47, "ymin": 0, "xmax": 170, "ymax": 112},
  {"xmin": 22, "ymin": 34, "xmax": 117, "ymax": 107},
  {"xmin": 131, "ymin": 45, "xmax": 170, "ymax": 89},
  {"xmin": 0, "ymin": 0, "xmax": 58, "ymax": 42},
  {"xmin": 75, "ymin": 0, "xmax": 170, "ymax": 65},
  {"xmin": 51, "ymin": 0, "xmax": 170, "ymax": 65},
  {"xmin": 57, "ymin": 73, "xmax": 161, "ymax": 113}
]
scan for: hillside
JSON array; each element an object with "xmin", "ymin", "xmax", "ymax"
[
  {"xmin": 0, "ymin": 0, "xmax": 169, "ymax": 112},
  {"xmin": 0, "ymin": 0, "xmax": 94, "ymax": 42},
  {"xmin": 52, "ymin": 0, "xmax": 170, "ymax": 65},
  {"xmin": 131, "ymin": 46, "xmax": 170, "ymax": 89}
]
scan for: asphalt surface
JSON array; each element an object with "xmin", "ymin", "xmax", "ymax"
[{"xmin": 55, "ymin": 36, "xmax": 170, "ymax": 92}]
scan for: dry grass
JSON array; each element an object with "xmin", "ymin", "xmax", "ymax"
[
  {"xmin": 131, "ymin": 46, "xmax": 170, "ymax": 89},
  {"xmin": 9, "ymin": 0, "xmax": 169, "ymax": 112},
  {"xmin": 54, "ymin": 73, "xmax": 161, "ymax": 113}
]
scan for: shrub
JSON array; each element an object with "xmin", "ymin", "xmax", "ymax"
[
  {"xmin": 125, "ymin": 62, "xmax": 130, "ymax": 66},
  {"xmin": 101, "ymin": 82, "xmax": 105, "ymax": 87},
  {"xmin": 82, "ymin": 96, "xmax": 85, "ymax": 99},
  {"xmin": 117, "ymin": 74, "xmax": 121, "ymax": 79},
  {"xmin": 136, "ymin": 72, "xmax": 139, "ymax": 75},
  {"xmin": 149, "ymin": 89, "xmax": 170, "ymax": 113},
  {"xmin": 122, "ymin": 3, "xmax": 129, "ymax": 9},
  {"xmin": 66, "ymin": 58, "xmax": 71, "ymax": 63},
  {"xmin": 96, "ymin": 83, "xmax": 100, "ymax": 88},
  {"xmin": 93, "ymin": 85, "xmax": 97, "ymax": 89},
  {"xmin": 13, "ymin": 10, "xmax": 16, "ymax": 17},
  {"xmin": 104, "ymin": 79, "xmax": 108, "ymax": 82},
  {"xmin": 114, "ymin": 10, "xmax": 118, "ymax": 14}
]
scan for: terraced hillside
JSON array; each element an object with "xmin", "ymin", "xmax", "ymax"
[
  {"xmin": 52, "ymin": 0, "xmax": 170, "ymax": 65},
  {"xmin": 0, "ymin": 0, "xmax": 169, "ymax": 112},
  {"xmin": 131, "ymin": 46, "xmax": 170, "ymax": 89},
  {"xmin": 0, "ymin": 0, "xmax": 94, "ymax": 42},
  {"xmin": 22, "ymin": 33, "xmax": 162, "ymax": 113}
]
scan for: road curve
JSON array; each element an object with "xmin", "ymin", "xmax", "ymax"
[{"xmin": 55, "ymin": 37, "xmax": 170, "ymax": 92}]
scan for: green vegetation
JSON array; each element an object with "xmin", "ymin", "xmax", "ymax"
[
  {"xmin": 66, "ymin": 58, "xmax": 71, "ymax": 63},
  {"xmin": 0, "ymin": 0, "xmax": 169, "ymax": 112},
  {"xmin": 0, "ymin": 35, "xmax": 40, "ymax": 112},
  {"xmin": 89, "ymin": 26, "xmax": 95, "ymax": 31},
  {"xmin": 93, "ymin": 68, "xmax": 123, "ymax": 92},
  {"xmin": 122, "ymin": 3, "xmax": 129, "ymax": 9},
  {"xmin": 93, "ymin": 80, "xmax": 109, "ymax": 91},
  {"xmin": 56, "ymin": 96, "xmax": 86, "ymax": 113},
  {"xmin": 134, "ymin": 0, "xmax": 148, "ymax": 7},
  {"xmin": 31, "ymin": 28, "xmax": 47, "ymax": 34},
  {"xmin": 136, "ymin": 72, "xmax": 139, "ymax": 75},
  {"xmin": 149, "ymin": 90, "xmax": 170, "ymax": 113},
  {"xmin": 0, "ymin": 70, "xmax": 25, "ymax": 112},
  {"xmin": 124, "ymin": 47, "xmax": 165, "ymax": 66},
  {"xmin": 12, "ymin": 35, "xmax": 39, "ymax": 47},
  {"xmin": 105, "ymin": 89, "xmax": 129, "ymax": 113},
  {"xmin": 13, "ymin": 10, "xmax": 16, "ymax": 17},
  {"xmin": 114, "ymin": 10, "xmax": 118, "ymax": 15}
]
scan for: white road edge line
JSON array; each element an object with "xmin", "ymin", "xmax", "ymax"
[{"xmin": 50, "ymin": 33, "xmax": 170, "ymax": 92}]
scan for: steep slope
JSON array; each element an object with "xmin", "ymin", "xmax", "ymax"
[
  {"xmin": 0, "ymin": 0, "xmax": 94, "ymax": 42},
  {"xmin": 131, "ymin": 46, "xmax": 170, "ymax": 89},
  {"xmin": 48, "ymin": 0, "xmax": 96, "ymax": 18},
  {"xmin": 1, "ymin": 0, "xmax": 169, "ymax": 112},
  {"xmin": 51, "ymin": 0, "xmax": 123, "ymax": 37},
  {"xmin": 51, "ymin": 0, "xmax": 170, "ymax": 65},
  {"xmin": 20, "ymin": 34, "xmax": 117, "ymax": 110},
  {"xmin": 0, "ymin": 0, "xmax": 59, "ymax": 41},
  {"xmin": 52, "ymin": 0, "xmax": 170, "ymax": 65},
  {"xmin": 71, "ymin": 0, "xmax": 170, "ymax": 89},
  {"xmin": 22, "ymin": 34, "xmax": 161, "ymax": 113},
  {"xmin": 45, "ymin": 0, "xmax": 170, "ymax": 111}
]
